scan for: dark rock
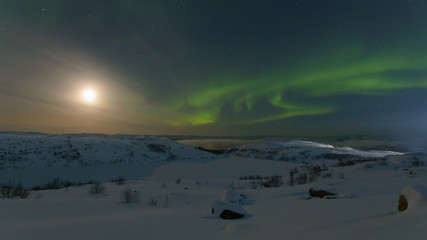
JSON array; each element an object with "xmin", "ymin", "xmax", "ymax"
[
  {"xmin": 309, "ymin": 188, "xmax": 336, "ymax": 198},
  {"xmin": 220, "ymin": 210, "xmax": 245, "ymax": 219},
  {"xmin": 212, "ymin": 201, "xmax": 246, "ymax": 219},
  {"xmin": 398, "ymin": 194, "xmax": 408, "ymax": 212},
  {"xmin": 398, "ymin": 185, "xmax": 427, "ymax": 212}
]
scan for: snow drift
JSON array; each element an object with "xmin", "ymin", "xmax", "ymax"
[{"xmin": 398, "ymin": 184, "xmax": 427, "ymax": 211}]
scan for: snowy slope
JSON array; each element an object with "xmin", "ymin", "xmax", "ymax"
[
  {"xmin": 0, "ymin": 152, "xmax": 426, "ymax": 240},
  {"xmin": 0, "ymin": 132, "xmax": 215, "ymax": 170},
  {"xmin": 0, "ymin": 133, "xmax": 416, "ymax": 187},
  {"xmin": 1, "ymin": 133, "xmax": 426, "ymax": 239},
  {"xmin": 0, "ymin": 133, "xmax": 405, "ymax": 171},
  {"xmin": 225, "ymin": 140, "xmax": 403, "ymax": 162}
]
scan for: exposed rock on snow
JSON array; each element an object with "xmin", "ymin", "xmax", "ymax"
[
  {"xmin": 220, "ymin": 210, "xmax": 245, "ymax": 220},
  {"xmin": 309, "ymin": 188, "xmax": 337, "ymax": 199},
  {"xmin": 398, "ymin": 194, "xmax": 408, "ymax": 212},
  {"xmin": 398, "ymin": 184, "xmax": 427, "ymax": 212},
  {"xmin": 303, "ymin": 186, "xmax": 357, "ymax": 200},
  {"xmin": 212, "ymin": 201, "xmax": 246, "ymax": 219},
  {"xmin": 212, "ymin": 190, "xmax": 248, "ymax": 219}
]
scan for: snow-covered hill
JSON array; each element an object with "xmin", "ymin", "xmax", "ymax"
[
  {"xmin": 225, "ymin": 140, "xmax": 403, "ymax": 161},
  {"xmin": 1, "ymin": 133, "xmax": 408, "ymax": 172},
  {"xmin": 0, "ymin": 132, "xmax": 215, "ymax": 170},
  {"xmin": 1, "ymin": 132, "xmax": 427, "ymax": 239}
]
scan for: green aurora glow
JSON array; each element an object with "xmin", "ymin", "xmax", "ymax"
[
  {"xmin": 163, "ymin": 49, "xmax": 427, "ymax": 126},
  {"xmin": 2, "ymin": 0, "xmax": 427, "ymax": 136}
]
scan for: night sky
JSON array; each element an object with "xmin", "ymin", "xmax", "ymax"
[{"xmin": 1, "ymin": 0, "xmax": 427, "ymax": 137}]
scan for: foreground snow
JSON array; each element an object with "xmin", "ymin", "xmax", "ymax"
[
  {"xmin": 0, "ymin": 133, "xmax": 426, "ymax": 239},
  {"xmin": 1, "ymin": 157, "xmax": 426, "ymax": 239}
]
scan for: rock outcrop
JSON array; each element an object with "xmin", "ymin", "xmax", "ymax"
[{"xmin": 309, "ymin": 188, "xmax": 336, "ymax": 199}]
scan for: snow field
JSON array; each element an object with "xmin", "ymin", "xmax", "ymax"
[
  {"xmin": 1, "ymin": 155, "xmax": 426, "ymax": 240},
  {"xmin": 1, "ymin": 133, "xmax": 426, "ymax": 239}
]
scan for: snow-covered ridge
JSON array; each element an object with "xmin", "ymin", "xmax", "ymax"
[
  {"xmin": 225, "ymin": 140, "xmax": 403, "ymax": 161},
  {"xmin": 0, "ymin": 132, "xmax": 406, "ymax": 171},
  {"xmin": 0, "ymin": 132, "xmax": 215, "ymax": 170}
]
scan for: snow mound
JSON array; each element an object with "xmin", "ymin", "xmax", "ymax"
[
  {"xmin": 401, "ymin": 184, "xmax": 427, "ymax": 210},
  {"xmin": 220, "ymin": 189, "xmax": 247, "ymax": 204}
]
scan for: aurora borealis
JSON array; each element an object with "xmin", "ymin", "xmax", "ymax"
[
  {"xmin": 166, "ymin": 49, "xmax": 427, "ymax": 126},
  {"xmin": 1, "ymin": 0, "xmax": 427, "ymax": 137}
]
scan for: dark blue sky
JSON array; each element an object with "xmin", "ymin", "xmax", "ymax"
[{"xmin": 1, "ymin": 0, "xmax": 427, "ymax": 137}]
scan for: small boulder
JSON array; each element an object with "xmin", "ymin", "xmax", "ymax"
[
  {"xmin": 220, "ymin": 210, "xmax": 245, "ymax": 219},
  {"xmin": 212, "ymin": 201, "xmax": 246, "ymax": 219},
  {"xmin": 309, "ymin": 188, "xmax": 336, "ymax": 199},
  {"xmin": 398, "ymin": 194, "xmax": 408, "ymax": 212}
]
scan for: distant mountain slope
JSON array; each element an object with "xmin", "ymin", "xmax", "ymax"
[
  {"xmin": 1, "ymin": 133, "xmax": 425, "ymax": 187},
  {"xmin": 225, "ymin": 140, "xmax": 404, "ymax": 162},
  {"xmin": 0, "ymin": 132, "xmax": 215, "ymax": 170}
]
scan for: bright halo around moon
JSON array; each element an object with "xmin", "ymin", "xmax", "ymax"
[{"xmin": 80, "ymin": 87, "xmax": 98, "ymax": 104}]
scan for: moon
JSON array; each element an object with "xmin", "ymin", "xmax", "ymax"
[{"xmin": 80, "ymin": 87, "xmax": 98, "ymax": 104}]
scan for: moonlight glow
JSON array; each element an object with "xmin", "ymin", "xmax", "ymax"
[
  {"xmin": 80, "ymin": 88, "xmax": 98, "ymax": 104},
  {"xmin": 2, "ymin": 1, "xmax": 427, "ymax": 136}
]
